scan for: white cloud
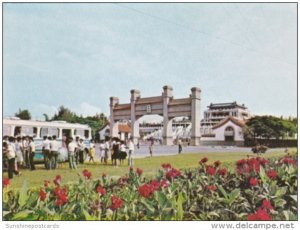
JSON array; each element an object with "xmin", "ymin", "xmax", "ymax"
[
  {"xmin": 30, "ymin": 104, "xmax": 58, "ymax": 120},
  {"xmin": 72, "ymin": 102, "xmax": 102, "ymax": 117}
]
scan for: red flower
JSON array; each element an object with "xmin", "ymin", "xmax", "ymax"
[
  {"xmin": 39, "ymin": 189, "xmax": 47, "ymax": 201},
  {"xmin": 206, "ymin": 165, "xmax": 216, "ymax": 176},
  {"xmin": 281, "ymin": 156, "xmax": 296, "ymax": 165},
  {"xmin": 165, "ymin": 168, "xmax": 181, "ymax": 180},
  {"xmin": 262, "ymin": 199, "xmax": 273, "ymax": 210},
  {"xmin": 161, "ymin": 163, "xmax": 172, "ymax": 169},
  {"xmin": 83, "ymin": 169, "xmax": 92, "ymax": 179},
  {"xmin": 136, "ymin": 168, "xmax": 143, "ymax": 176},
  {"xmin": 214, "ymin": 160, "xmax": 221, "ymax": 168},
  {"xmin": 249, "ymin": 177, "xmax": 258, "ymax": 187},
  {"xmin": 247, "ymin": 208, "xmax": 272, "ymax": 221},
  {"xmin": 110, "ymin": 195, "xmax": 123, "ymax": 211},
  {"xmin": 44, "ymin": 180, "xmax": 50, "ymax": 187},
  {"xmin": 236, "ymin": 159, "xmax": 246, "ymax": 166},
  {"xmin": 217, "ymin": 168, "xmax": 227, "ymax": 177},
  {"xmin": 160, "ymin": 179, "xmax": 169, "ymax": 188},
  {"xmin": 3, "ymin": 178, "xmax": 10, "ymax": 187},
  {"xmin": 96, "ymin": 185, "xmax": 106, "ymax": 196},
  {"xmin": 54, "ymin": 186, "xmax": 68, "ymax": 206},
  {"xmin": 53, "ymin": 175, "xmax": 61, "ymax": 186},
  {"xmin": 267, "ymin": 169, "xmax": 278, "ymax": 180},
  {"xmin": 206, "ymin": 185, "xmax": 217, "ymax": 192},
  {"xmin": 150, "ymin": 180, "xmax": 160, "ymax": 191},
  {"xmin": 199, "ymin": 157, "xmax": 208, "ymax": 164},
  {"xmin": 138, "ymin": 183, "xmax": 154, "ymax": 198}
]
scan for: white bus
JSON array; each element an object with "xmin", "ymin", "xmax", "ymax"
[{"xmin": 3, "ymin": 117, "xmax": 92, "ymax": 162}]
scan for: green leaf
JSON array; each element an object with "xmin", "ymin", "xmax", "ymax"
[
  {"xmin": 157, "ymin": 191, "xmax": 167, "ymax": 208},
  {"xmin": 259, "ymin": 166, "xmax": 267, "ymax": 184},
  {"xmin": 18, "ymin": 181, "xmax": 28, "ymax": 208},
  {"xmin": 290, "ymin": 195, "xmax": 297, "ymax": 202},
  {"xmin": 176, "ymin": 192, "xmax": 184, "ymax": 220},
  {"xmin": 140, "ymin": 199, "xmax": 155, "ymax": 214},
  {"xmin": 217, "ymin": 185, "xmax": 228, "ymax": 199},
  {"xmin": 11, "ymin": 210, "xmax": 34, "ymax": 220},
  {"xmin": 228, "ymin": 189, "xmax": 240, "ymax": 205},
  {"xmin": 82, "ymin": 209, "xmax": 95, "ymax": 220}
]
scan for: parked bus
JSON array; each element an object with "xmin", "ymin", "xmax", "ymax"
[{"xmin": 3, "ymin": 117, "xmax": 92, "ymax": 162}]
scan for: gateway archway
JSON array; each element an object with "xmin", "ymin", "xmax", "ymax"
[{"xmin": 109, "ymin": 85, "xmax": 201, "ymax": 146}]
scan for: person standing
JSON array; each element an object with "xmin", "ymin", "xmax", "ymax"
[
  {"xmin": 178, "ymin": 139, "xmax": 183, "ymax": 154},
  {"xmin": 149, "ymin": 142, "xmax": 153, "ymax": 157},
  {"xmin": 89, "ymin": 140, "xmax": 96, "ymax": 163},
  {"xmin": 23, "ymin": 136, "xmax": 30, "ymax": 168},
  {"xmin": 119, "ymin": 141, "xmax": 127, "ymax": 165},
  {"xmin": 50, "ymin": 135, "xmax": 59, "ymax": 169},
  {"xmin": 42, "ymin": 136, "xmax": 51, "ymax": 169},
  {"xmin": 7, "ymin": 137, "xmax": 20, "ymax": 178},
  {"xmin": 104, "ymin": 139, "xmax": 110, "ymax": 165},
  {"xmin": 68, "ymin": 137, "xmax": 77, "ymax": 169},
  {"xmin": 28, "ymin": 137, "xmax": 36, "ymax": 170},
  {"xmin": 77, "ymin": 138, "xmax": 85, "ymax": 164},
  {"xmin": 112, "ymin": 138, "xmax": 119, "ymax": 167},
  {"xmin": 127, "ymin": 138, "xmax": 134, "ymax": 166},
  {"xmin": 99, "ymin": 140, "xmax": 105, "ymax": 164},
  {"xmin": 15, "ymin": 137, "xmax": 24, "ymax": 169}
]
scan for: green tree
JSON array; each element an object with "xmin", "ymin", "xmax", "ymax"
[
  {"xmin": 50, "ymin": 106, "xmax": 108, "ymax": 139},
  {"xmin": 15, "ymin": 108, "xmax": 31, "ymax": 120},
  {"xmin": 245, "ymin": 116, "xmax": 297, "ymax": 141}
]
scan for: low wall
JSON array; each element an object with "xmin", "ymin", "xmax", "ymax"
[
  {"xmin": 200, "ymin": 140, "xmax": 244, "ymax": 147},
  {"xmin": 244, "ymin": 139, "xmax": 298, "ymax": 148}
]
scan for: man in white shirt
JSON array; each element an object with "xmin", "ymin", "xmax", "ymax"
[
  {"xmin": 50, "ymin": 135, "xmax": 60, "ymax": 169},
  {"xmin": 77, "ymin": 138, "xmax": 85, "ymax": 164},
  {"xmin": 68, "ymin": 137, "xmax": 77, "ymax": 169},
  {"xmin": 42, "ymin": 136, "xmax": 51, "ymax": 169},
  {"xmin": 128, "ymin": 138, "xmax": 135, "ymax": 166},
  {"xmin": 104, "ymin": 139, "xmax": 110, "ymax": 165},
  {"xmin": 7, "ymin": 137, "xmax": 21, "ymax": 178}
]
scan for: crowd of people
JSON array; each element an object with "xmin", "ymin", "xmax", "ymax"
[{"xmin": 2, "ymin": 135, "xmax": 138, "ymax": 179}]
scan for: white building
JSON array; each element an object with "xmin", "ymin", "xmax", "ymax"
[{"xmin": 200, "ymin": 102, "xmax": 251, "ymax": 146}]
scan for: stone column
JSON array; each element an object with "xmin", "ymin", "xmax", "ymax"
[
  {"xmin": 130, "ymin": 89, "xmax": 141, "ymax": 145},
  {"xmin": 162, "ymin": 85, "xmax": 173, "ymax": 145},
  {"xmin": 110, "ymin": 97, "xmax": 119, "ymax": 138},
  {"xmin": 190, "ymin": 87, "xmax": 201, "ymax": 146}
]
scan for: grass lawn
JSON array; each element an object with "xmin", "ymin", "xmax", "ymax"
[{"xmin": 5, "ymin": 148, "xmax": 297, "ymax": 190}]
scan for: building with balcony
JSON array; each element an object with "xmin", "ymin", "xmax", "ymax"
[{"xmin": 200, "ymin": 102, "xmax": 251, "ymax": 146}]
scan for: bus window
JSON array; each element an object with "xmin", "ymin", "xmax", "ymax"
[
  {"xmin": 48, "ymin": 128, "xmax": 59, "ymax": 137},
  {"xmin": 40, "ymin": 127, "xmax": 48, "ymax": 137},
  {"xmin": 62, "ymin": 129, "xmax": 71, "ymax": 139},
  {"xmin": 22, "ymin": 126, "xmax": 34, "ymax": 136},
  {"xmin": 14, "ymin": 126, "xmax": 21, "ymax": 136},
  {"xmin": 3, "ymin": 125, "xmax": 11, "ymax": 136},
  {"xmin": 75, "ymin": 129, "xmax": 84, "ymax": 138},
  {"xmin": 33, "ymin": 127, "xmax": 38, "ymax": 137},
  {"xmin": 84, "ymin": 130, "xmax": 90, "ymax": 139}
]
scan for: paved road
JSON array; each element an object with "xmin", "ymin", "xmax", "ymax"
[{"xmin": 94, "ymin": 143, "xmax": 286, "ymax": 159}]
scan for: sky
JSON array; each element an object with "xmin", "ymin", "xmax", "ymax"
[{"xmin": 3, "ymin": 3, "xmax": 297, "ymax": 121}]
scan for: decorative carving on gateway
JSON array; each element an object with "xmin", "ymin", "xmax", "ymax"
[{"xmin": 110, "ymin": 85, "xmax": 201, "ymax": 146}]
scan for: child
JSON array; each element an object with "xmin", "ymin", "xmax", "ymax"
[{"xmin": 89, "ymin": 140, "xmax": 95, "ymax": 164}]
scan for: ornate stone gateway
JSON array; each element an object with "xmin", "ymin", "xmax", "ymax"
[{"xmin": 110, "ymin": 86, "xmax": 201, "ymax": 146}]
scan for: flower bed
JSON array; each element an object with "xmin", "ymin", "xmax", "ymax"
[{"xmin": 3, "ymin": 155, "xmax": 297, "ymax": 220}]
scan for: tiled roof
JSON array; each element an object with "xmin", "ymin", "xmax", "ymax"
[
  {"xmin": 113, "ymin": 104, "xmax": 131, "ymax": 110},
  {"xmin": 212, "ymin": 116, "xmax": 245, "ymax": 129},
  {"xmin": 118, "ymin": 124, "xmax": 131, "ymax": 133},
  {"xmin": 135, "ymin": 96, "xmax": 163, "ymax": 105},
  {"xmin": 169, "ymin": 98, "xmax": 191, "ymax": 106},
  {"xmin": 208, "ymin": 102, "xmax": 247, "ymax": 109}
]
